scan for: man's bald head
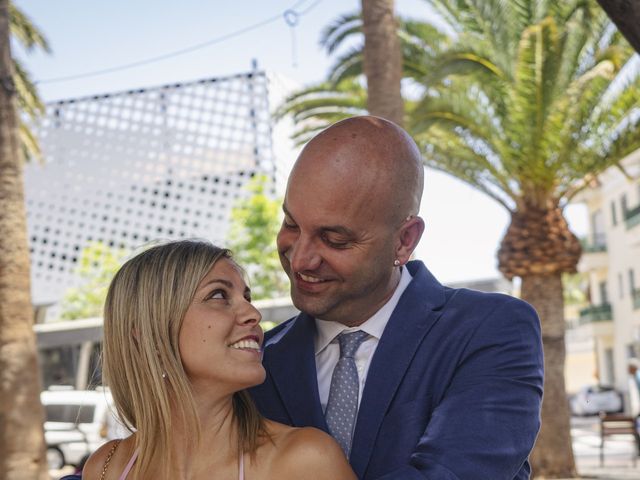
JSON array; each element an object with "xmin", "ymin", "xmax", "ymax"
[
  {"xmin": 290, "ymin": 116, "xmax": 424, "ymax": 224},
  {"xmin": 278, "ymin": 116, "xmax": 426, "ymax": 325}
]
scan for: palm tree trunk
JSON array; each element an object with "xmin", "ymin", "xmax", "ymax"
[
  {"xmin": 522, "ymin": 274, "xmax": 577, "ymax": 478},
  {"xmin": 0, "ymin": 0, "xmax": 48, "ymax": 478},
  {"xmin": 360, "ymin": 0, "xmax": 404, "ymax": 126},
  {"xmin": 596, "ymin": 0, "xmax": 640, "ymax": 53}
]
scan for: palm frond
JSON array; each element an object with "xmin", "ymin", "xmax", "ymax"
[
  {"xmin": 19, "ymin": 121, "xmax": 41, "ymax": 162},
  {"xmin": 327, "ymin": 47, "xmax": 363, "ymax": 85},
  {"xmin": 319, "ymin": 11, "xmax": 361, "ymax": 55},
  {"xmin": 416, "ymin": 125, "xmax": 516, "ymax": 209},
  {"xmin": 13, "ymin": 58, "xmax": 44, "ymax": 120},
  {"xmin": 9, "ymin": 2, "xmax": 50, "ymax": 52},
  {"xmin": 275, "ymin": 79, "xmax": 367, "ymax": 145},
  {"xmin": 505, "ymin": 17, "xmax": 560, "ymax": 189}
]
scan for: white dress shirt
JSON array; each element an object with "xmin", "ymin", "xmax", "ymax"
[{"xmin": 315, "ymin": 267, "xmax": 413, "ymax": 412}]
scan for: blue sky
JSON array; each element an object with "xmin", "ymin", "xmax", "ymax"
[{"xmin": 14, "ymin": 0, "xmax": 587, "ymax": 283}]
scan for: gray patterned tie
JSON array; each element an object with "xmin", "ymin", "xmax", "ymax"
[{"xmin": 325, "ymin": 330, "xmax": 369, "ymax": 457}]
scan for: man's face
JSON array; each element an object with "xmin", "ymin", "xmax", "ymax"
[{"xmin": 277, "ymin": 153, "xmax": 399, "ymax": 326}]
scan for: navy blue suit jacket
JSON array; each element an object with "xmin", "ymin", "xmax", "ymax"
[{"xmin": 249, "ymin": 261, "xmax": 544, "ymax": 479}]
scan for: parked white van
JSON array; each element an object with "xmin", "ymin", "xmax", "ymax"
[{"xmin": 41, "ymin": 387, "xmax": 126, "ymax": 469}]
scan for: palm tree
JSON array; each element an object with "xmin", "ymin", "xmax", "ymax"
[
  {"xmin": 277, "ymin": 12, "xmax": 447, "ymax": 142},
  {"xmin": 597, "ymin": 0, "xmax": 640, "ymax": 53},
  {"xmin": 277, "ymin": 1, "xmax": 640, "ymax": 476},
  {"xmin": 361, "ymin": 0, "xmax": 404, "ymax": 125},
  {"xmin": 0, "ymin": 1, "xmax": 49, "ymax": 478},
  {"xmin": 9, "ymin": 1, "xmax": 50, "ymax": 161}
]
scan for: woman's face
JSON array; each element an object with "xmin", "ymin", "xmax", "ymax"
[{"xmin": 179, "ymin": 258, "xmax": 265, "ymax": 393}]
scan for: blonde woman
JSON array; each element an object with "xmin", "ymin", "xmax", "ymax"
[{"xmin": 79, "ymin": 240, "xmax": 355, "ymax": 480}]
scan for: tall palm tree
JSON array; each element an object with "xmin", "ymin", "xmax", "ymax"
[
  {"xmin": 0, "ymin": 1, "xmax": 49, "ymax": 478},
  {"xmin": 361, "ymin": 0, "xmax": 404, "ymax": 125},
  {"xmin": 277, "ymin": 12, "xmax": 447, "ymax": 142},
  {"xmin": 9, "ymin": 1, "xmax": 50, "ymax": 161},
  {"xmin": 597, "ymin": 0, "xmax": 640, "ymax": 53},
  {"xmin": 277, "ymin": 0, "xmax": 640, "ymax": 476}
]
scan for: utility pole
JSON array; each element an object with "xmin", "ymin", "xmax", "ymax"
[{"xmin": 0, "ymin": 0, "xmax": 48, "ymax": 478}]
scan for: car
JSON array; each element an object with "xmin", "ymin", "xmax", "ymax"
[
  {"xmin": 41, "ymin": 387, "xmax": 119, "ymax": 469},
  {"xmin": 569, "ymin": 385, "xmax": 624, "ymax": 416}
]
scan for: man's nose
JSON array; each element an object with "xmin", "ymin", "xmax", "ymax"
[{"xmin": 289, "ymin": 235, "xmax": 321, "ymax": 273}]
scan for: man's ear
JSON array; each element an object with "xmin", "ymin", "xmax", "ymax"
[{"xmin": 395, "ymin": 216, "xmax": 425, "ymax": 265}]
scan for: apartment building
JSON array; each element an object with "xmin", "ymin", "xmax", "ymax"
[{"xmin": 574, "ymin": 150, "xmax": 640, "ymax": 393}]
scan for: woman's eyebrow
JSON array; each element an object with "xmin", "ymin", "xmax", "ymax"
[{"xmin": 198, "ymin": 278, "xmax": 233, "ymax": 290}]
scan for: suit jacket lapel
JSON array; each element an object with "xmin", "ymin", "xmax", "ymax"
[
  {"xmin": 349, "ymin": 262, "xmax": 446, "ymax": 477},
  {"xmin": 264, "ymin": 313, "xmax": 328, "ymax": 431}
]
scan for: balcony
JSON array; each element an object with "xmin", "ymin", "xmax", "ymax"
[
  {"xmin": 625, "ymin": 204, "xmax": 640, "ymax": 230},
  {"xmin": 578, "ymin": 303, "xmax": 613, "ymax": 336},
  {"xmin": 633, "ymin": 289, "xmax": 640, "ymax": 311},
  {"xmin": 579, "ymin": 304, "xmax": 613, "ymax": 324},
  {"xmin": 581, "ymin": 234, "xmax": 607, "ymax": 253},
  {"xmin": 578, "ymin": 235, "xmax": 608, "ymax": 272}
]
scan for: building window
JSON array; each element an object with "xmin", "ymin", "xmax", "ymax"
[
  {"xmin": 600, "ymin": 281, "xmax": 609, "ymax": 304},
  {"xmin": 611, "ymin": 201, "xmax": 617, "ymax": 226},
  {"xmin": 604, "ymin": 348, "xmax": 615, "ymax": 386},
  {"xmin": 630, "ymin": 269, "xmax": 636, "ymax": 295},
  {"xmin": 622, "ymin": 193, "xmax": 628, "ymax": 215},
  {"xmin": 618, "ymin": 273, "xmax": 624, "ymax": 299},
  {"xmin": 590, "ymin": 210, "xmax": 605, "ymax": 246},
  {"xmin": 628, "ymin": 344, "xmax": 637, "ymax": 359}
]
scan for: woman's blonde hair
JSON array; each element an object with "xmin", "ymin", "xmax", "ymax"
[{"xmin": 103, "ymin": 239, "xmax": 266, "ymax": 477}]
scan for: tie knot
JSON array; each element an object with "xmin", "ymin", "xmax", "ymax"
[{"xmin": 337, "ymin": 330, "xmax": 368, "ymax": 359}]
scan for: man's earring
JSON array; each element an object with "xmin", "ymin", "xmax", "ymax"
[{"xmin": 393, "ymin": 259, "xmax": 400, "ymax": 267}]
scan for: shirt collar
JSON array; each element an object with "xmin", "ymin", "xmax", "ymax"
[{"xmin": 314, "ymin": 266, "xmax": 413, "ymax": 355}]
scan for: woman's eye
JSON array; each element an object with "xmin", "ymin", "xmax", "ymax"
[{"xmin": 207, "ymin": 289, "xmax": 226, "ymax": 300}]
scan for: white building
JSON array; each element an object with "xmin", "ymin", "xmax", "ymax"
[
  {"xmin": 574, "ymin": 150, "xmax": 640, "ymax": 393},
  {"xmin": 25, "ymin": 70, "xmax": 295, "ymax": 309}
]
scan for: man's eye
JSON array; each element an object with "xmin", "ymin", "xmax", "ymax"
[
  {"xmin": 282, "ymin": 217, "xmax": 298, "ymax": 229},
  {"xmin": 324, "ymin": 236, "xmax": 349, "ymax": 248}
]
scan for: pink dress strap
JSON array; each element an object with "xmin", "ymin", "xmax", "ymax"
[
  {"xmin": 239, "ymin": 451, "xmax": 244, "ymax": 480},
  {"xmin": 118, "ymin": 449, "xmax": 139, "ymax": 480}
]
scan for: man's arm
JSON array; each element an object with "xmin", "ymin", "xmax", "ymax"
[{"xmin": 377, "ymin": 298, "xmax": 544, "ymax": 479}]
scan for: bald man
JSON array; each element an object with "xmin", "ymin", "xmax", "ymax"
[{"xmin": 250, "ymin": 117, "xmax": 543, "ymax": 479}]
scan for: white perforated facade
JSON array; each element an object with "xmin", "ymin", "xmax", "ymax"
[{"xmin": 25, "ymin": 71, "xmax": 283, "ymax": 306}]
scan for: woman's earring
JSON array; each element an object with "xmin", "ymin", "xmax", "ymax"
[
  {"xmin": 161, "ymin": 372, "xmax": 167, "ymax": 379},
  {"xmin": 393, "ymin": 259, "xmax": 400, "ymax": 266}
]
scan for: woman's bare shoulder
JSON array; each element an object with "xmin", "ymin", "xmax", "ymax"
[
  {"xmin": 265, "ymin": 423, "xmax": 356, "ymax": 480},
  {"xmin": 82, "ymin": 436, "xmax": 135, "ymax": 480}
]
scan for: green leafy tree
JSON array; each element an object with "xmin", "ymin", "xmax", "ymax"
[
  {"xmin": 59, "ymin": 242, "xmax": 129, "ymax": 320},
  {"xmin": 227, "ymin": 175, "xmax": 289, "ymax": 301},
  {"xmin": 277, "ymin": 1, "xmax": 640, "ymax": 476},
  {"xmin": 563, "ymin": 273, "xmax": 588, "ymax": 307}
]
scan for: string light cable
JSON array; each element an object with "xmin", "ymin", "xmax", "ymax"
[{"xmin": 35, "ymin": 0, "xmax": 324, "ymax": 85}]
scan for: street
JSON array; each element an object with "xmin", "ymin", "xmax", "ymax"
[{"xmin": 571, "ymin": 416, "xmax": 640, "ymax": 479}]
